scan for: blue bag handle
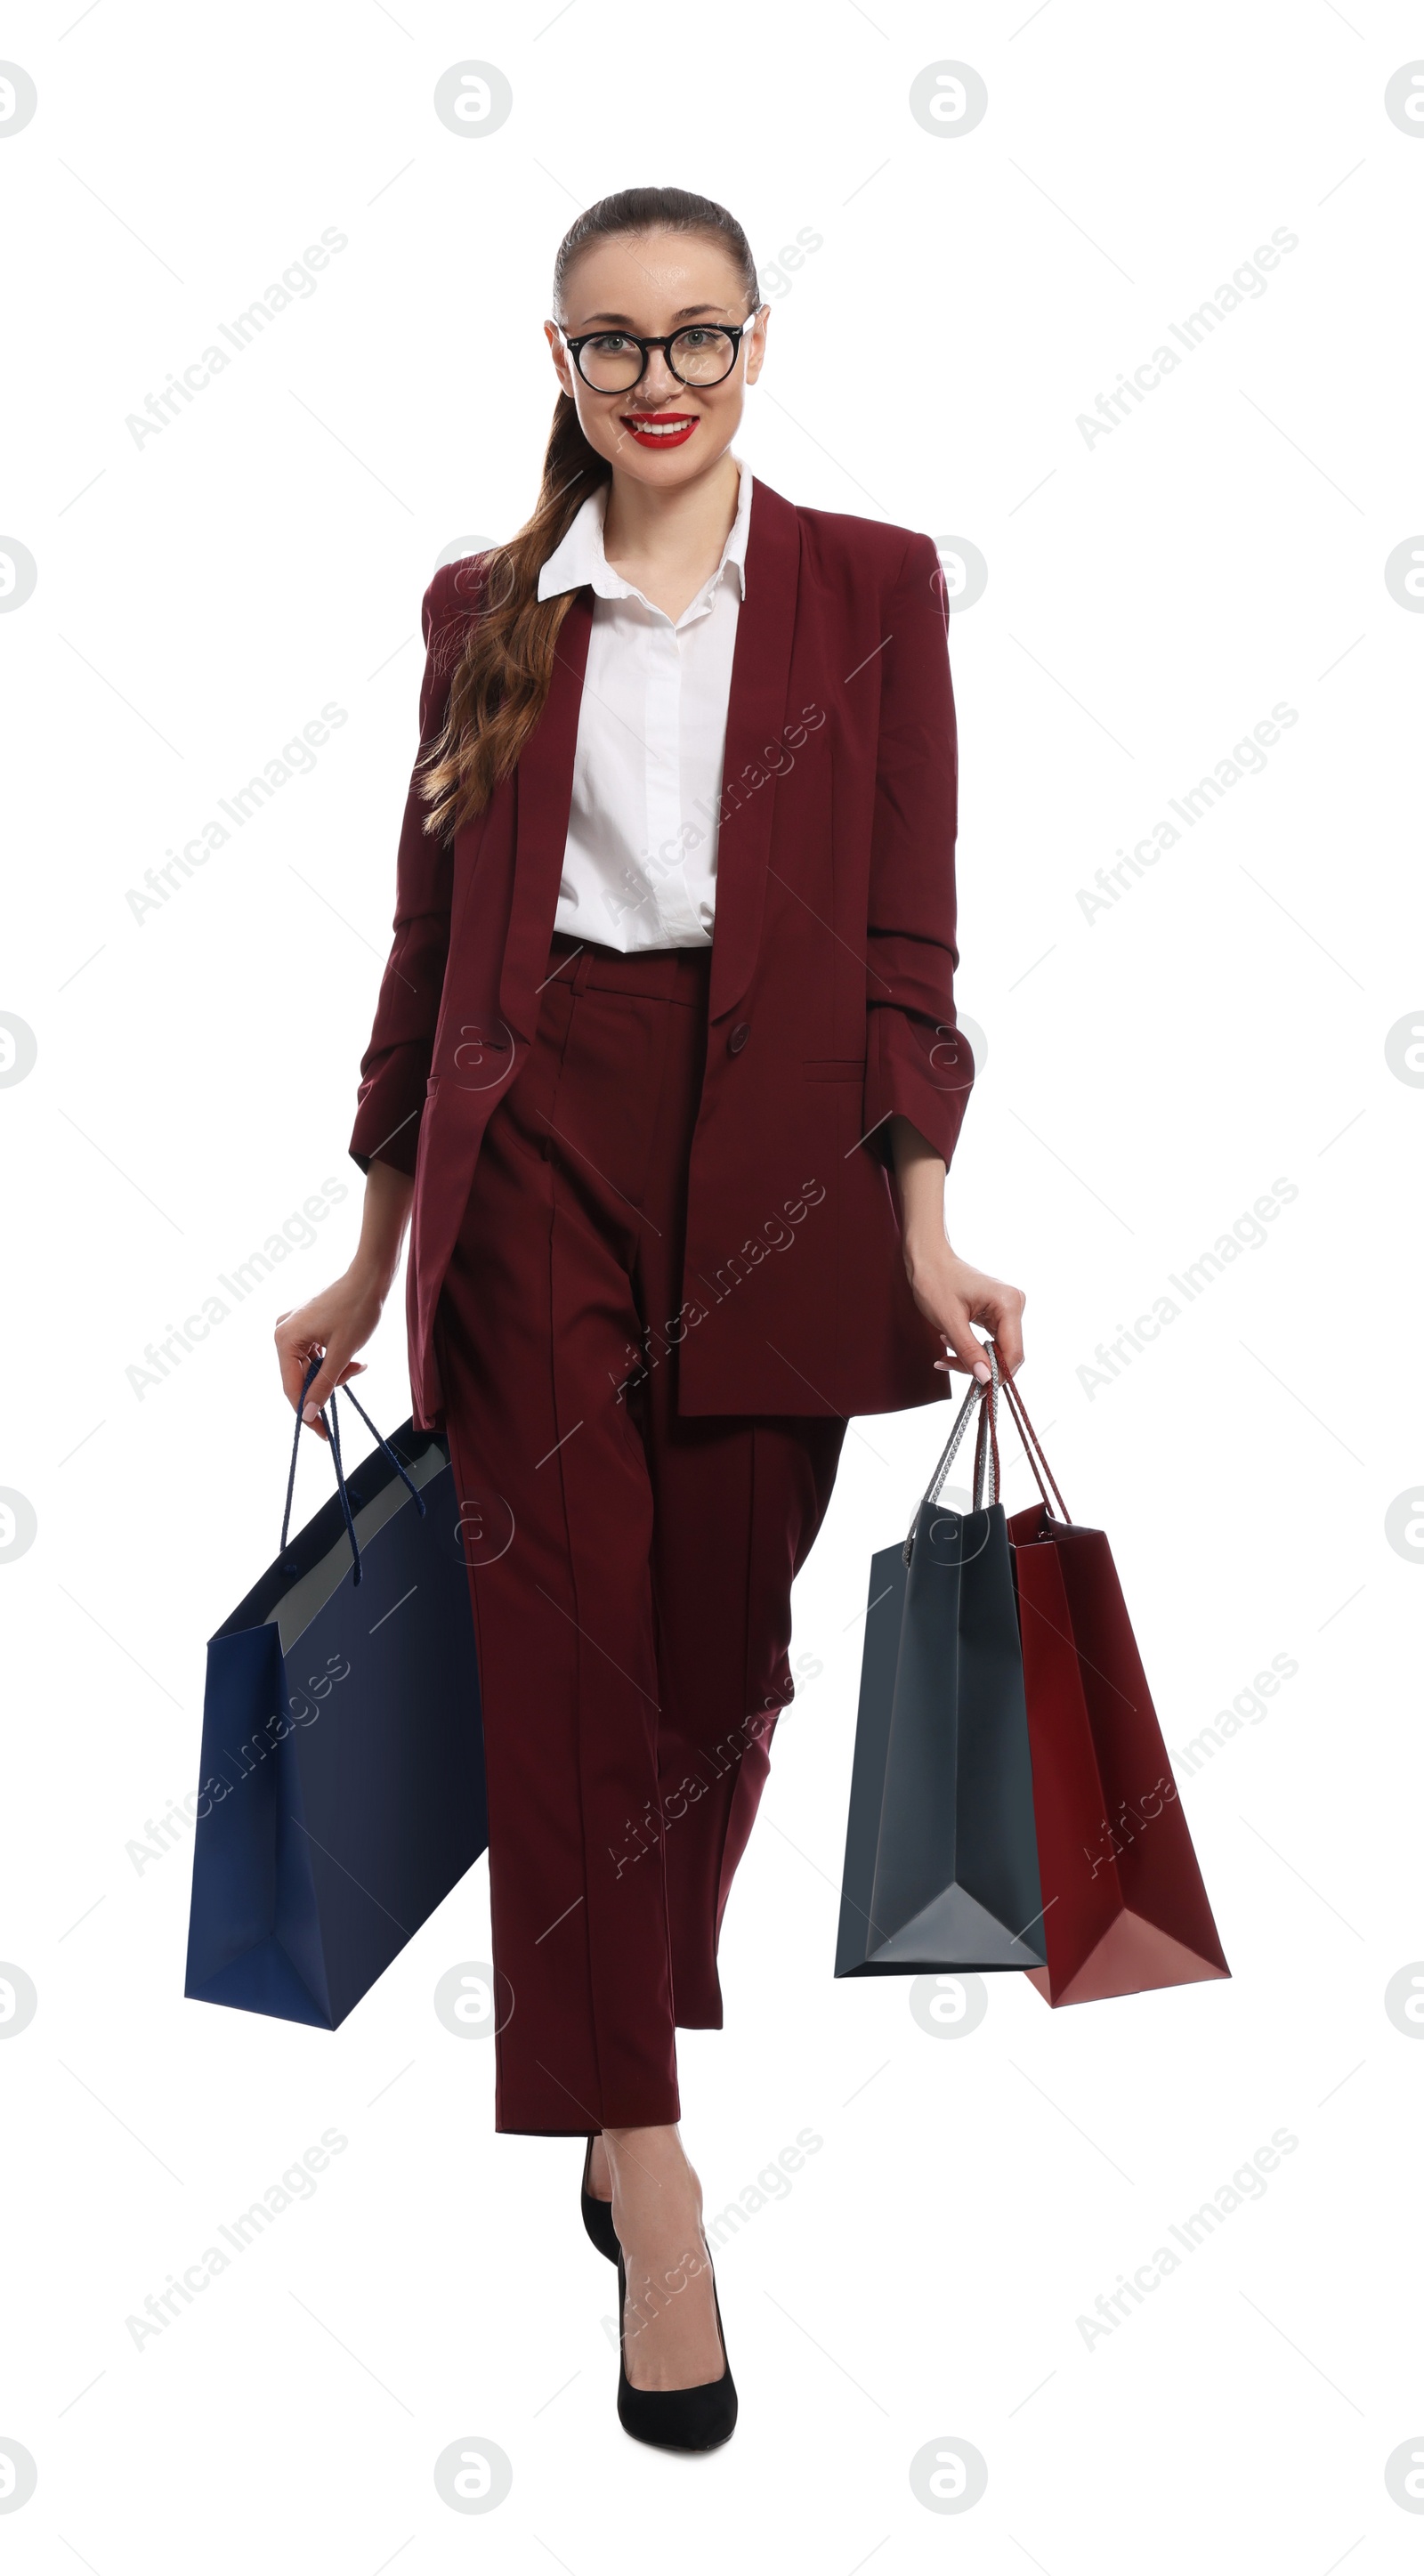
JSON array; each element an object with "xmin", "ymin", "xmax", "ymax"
[{"xmin": 280, "ymin": 1351, "xmax": 427, "ymax": 1588}]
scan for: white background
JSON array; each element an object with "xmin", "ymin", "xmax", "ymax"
[{"xmin": 3, "ymin": 0, "xmax": 1421, "ymax": 2564}]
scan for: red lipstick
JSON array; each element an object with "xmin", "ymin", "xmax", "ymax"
[{"xmin": 620, "ymin": 412, "xmax": 698, "ymax": 449}]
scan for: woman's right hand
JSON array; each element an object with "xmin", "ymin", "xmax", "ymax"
[{"xmin": 274, "ymin": 1273, "xmax": 384, "ymax": 1444}]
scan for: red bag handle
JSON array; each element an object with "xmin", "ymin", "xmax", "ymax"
[{"xmin": 990, "ymin": 1343, "xmax": 1072, "ymax": 1523}]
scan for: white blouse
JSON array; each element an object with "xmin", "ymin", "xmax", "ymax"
[{"xmin": 536, "ymin": 457, "xmax": 752, "ymax": 951}]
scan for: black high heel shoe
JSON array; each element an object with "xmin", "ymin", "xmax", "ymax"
[
  {"xmin": 580, "ymin": 2136, "xmax": 619, "ymax": 2264},
  {"xmin": 616, "ymin": 2240, "xmax": 738, "ymax": 2452}
]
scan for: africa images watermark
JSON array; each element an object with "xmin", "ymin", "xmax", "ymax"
[
  {"xmin": 1076, "ymin": 702, "xmax": 1299, "ymax": 928},
  {"xmin": 126, "ymin": 1657, "xmax": 352, "ymax": 1875},
  {"xmin": 125, "ymin": 1176, "xmax": 350, "ymax": 1398},
  {"xmin": 1077, "ymin": 2126, "xmax": 1299, "ymax": 2350},
  {"xmin": 608, "ymin": 1649, "xmax": 824, "ymax": 1879},
  {"xmin": 599, "ymin": 2126, "xmax": 826, "ymax": 2349},
  {"xmin": 601, "ymin": 704, "xmax": 827, "ymax": 938},
  {"xmin": 1075, "ymin": 226, "xmax": 1299, "ymax": 450},
  {"xmin": 1172, "ymin": 1650, "xmax": 1299, "ymax": 1780},
  {"xmin": 125, "ymin": 2128, "xmax": 349, "ymax": 2351},
  {"xmin": 703, "ymin": 2129, "xmax": 825, "ymax": 2251},
  {"xmin": 124, "ymin": 229, "xmax": 348, "ymax": 450},
  {"xmin": 1075, "ymin": 1176, "xmax": 1299, "ymax": 1399},
  {"xmin": 124, "ymin": 703, "xmax": 348, "ymax": 928},
  {"xmin": 611, "ymin": 1178, "xmax": 829, "ymax": 1405}
]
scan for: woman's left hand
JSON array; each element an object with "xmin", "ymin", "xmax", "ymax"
[
  {"xmin": 883, "ymin": 1116, "xmax": 1026, "ymax": 1381},
  {"xmin": 904, "ymin": 1241, "xmax": 1027, "ymax": 1382}
]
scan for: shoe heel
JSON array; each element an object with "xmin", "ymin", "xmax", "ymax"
[{"xmin": 580, "ymin": 2136, "xmax": 619, "ymax": 2265}]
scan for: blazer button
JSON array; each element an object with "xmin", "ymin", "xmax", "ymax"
[{"xmin": 728, "ymin": 1022, "xmax": 750, "ymax": 1056}]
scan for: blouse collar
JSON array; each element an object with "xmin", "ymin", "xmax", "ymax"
[{"xmin": 537, "ymin": 455, "xmax": 753, "ymax": 606}]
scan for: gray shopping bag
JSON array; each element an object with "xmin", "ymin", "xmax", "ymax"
[{"xmin": 836, "ymin": 1365, "xmax": 1046, "ymax": 1975}]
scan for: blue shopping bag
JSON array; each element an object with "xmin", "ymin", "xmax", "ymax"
[{"xmin": 184, "ymin": 1359, "xmax": 486, "ymax": 2029}]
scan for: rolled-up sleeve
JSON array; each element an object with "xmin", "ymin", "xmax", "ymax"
[
  {"xmin": 862, "ymin": 531, "xmax": 974, "ymax": 1172},
  {"xmin": 348, "ymin": 563, "xmax": 461, "ymax": 1177}
]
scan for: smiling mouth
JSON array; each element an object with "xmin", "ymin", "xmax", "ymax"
[{"xmin": 620, "ymin": 413, "xmax": 699, "ymax": 445}]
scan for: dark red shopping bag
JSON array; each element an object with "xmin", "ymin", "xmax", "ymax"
[{"xmin": 981, "ymin": 1364, "xmax": 1230, "ymax": 2007}]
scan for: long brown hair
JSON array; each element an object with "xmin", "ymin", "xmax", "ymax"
[{"xmin": 419, "ymin": 186, "xmax": 758, "ymax": 841}]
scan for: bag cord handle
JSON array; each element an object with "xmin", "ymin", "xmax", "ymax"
[
  {"xmin": 279, "ymin": 1352, "xmax": 428, "ymax": 1589},
  {"xmin": 972, "ymin": 1342, "xmax": 1001, "ymax": 1510},
  {"xmin": 902, "ymin": 1341, "xmax": 1072, "ymax": 1563},
  {"xmin": 996, "ymin": 1359, "xmax": 1072, "ymax": 1522},
  {"xmin": 903, "ymin": 1373, "xmax": 983, "ymax": 1563}
]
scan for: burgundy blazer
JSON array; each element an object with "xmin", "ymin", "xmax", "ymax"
[{"xmin": 349, "ymin": 475, "xmax": 974, "ymax": 1431}]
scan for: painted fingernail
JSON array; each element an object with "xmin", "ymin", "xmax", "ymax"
[
  {"xmin": 302, "ymin": 1402, "xmax": 318, "ymax": 1422},
  {"xmin": 973, "ymin": 1362, "xmax": 991, "ymax": 1383}
]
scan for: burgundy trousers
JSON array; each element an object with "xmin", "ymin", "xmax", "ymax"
[{"xmin": 434, "ymin": 936, "xmax": 846, "ymax": 2135}]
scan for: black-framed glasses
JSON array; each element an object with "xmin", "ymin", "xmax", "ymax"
[{"xmin": 559, "ymin": 312, "xmax": 763, "ymax": 394}]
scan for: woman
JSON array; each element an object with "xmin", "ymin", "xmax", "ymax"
[{"xmin": 276, "ymin": 184, "xmax": 1025, "ymax": 2452}]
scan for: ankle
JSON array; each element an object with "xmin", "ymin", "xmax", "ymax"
[
  {"xmin": 604, "ymin": 2123, "xmax": 697, "ymax": 2188},
  {"xmin": 604, "ymin": 2126, "xmax": 703, "ymax": 2241}
]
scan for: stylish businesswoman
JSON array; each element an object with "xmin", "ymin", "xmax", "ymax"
[{"xmin": 277, "ymin": 186, "xmax": 1024, "ymax": 2451}]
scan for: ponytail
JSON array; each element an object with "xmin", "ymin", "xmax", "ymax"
[{"xmin": 417, "ymin": 395, "xmax": 607, "ymax": 840}]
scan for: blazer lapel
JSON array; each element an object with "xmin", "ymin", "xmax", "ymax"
[
  {"xmin": 709, "ymin": 478, "xmax": 801, "ymax": 1025},
  {"xmin": 497, "ymin": 482, "xmax": 801, "ymax": 1039},
  {"xmin": 498, "ymin": 587, "xmax": 594, "ymax": 1043}
]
